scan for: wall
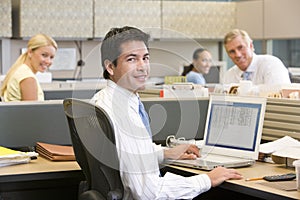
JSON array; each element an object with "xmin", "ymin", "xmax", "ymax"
[
  {"xmin": 8, "ymin": 39, "xmax": 220, "ymax": 79},
  {"xmin": 3, "ymin": 0, "xmax": 300, "ymax": 80}
]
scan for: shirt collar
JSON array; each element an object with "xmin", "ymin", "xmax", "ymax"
[
  {"xmin": 246, "ymin": 53, "xmax": 257, "ymax": 72},
  {"xmin": 106, "ymin": 80, "xmax": 140, "ymax": 113}
]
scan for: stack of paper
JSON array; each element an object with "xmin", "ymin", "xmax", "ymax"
[
  {"xmin": 259, "ymin": 136, "xmax": 300, "ymax": 166},
  {"xmin": 0, "ymin": 146, "xmax": 38, "ymax": 167},
  {"xmin": 36, "ymin": 142, "xmax": 75, "ymax": 161}
]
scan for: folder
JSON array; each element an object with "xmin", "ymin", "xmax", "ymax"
[{"xmin": 36, "ymin": 142, "xmax": 75, "ymax": 161}]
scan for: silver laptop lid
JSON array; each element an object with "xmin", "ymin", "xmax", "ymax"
[{"xmin": 201, "ymin": 95, "xmax": 266, "ymax": 160}]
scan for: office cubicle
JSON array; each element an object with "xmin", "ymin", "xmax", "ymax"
[{"xmin": 0, "ymin": 98, "xmax": 209, "ymax": 149}]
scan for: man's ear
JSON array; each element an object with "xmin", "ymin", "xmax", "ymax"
[
  {"xmin": 104, "ymin": 59, "xmax": 114, "ymax": 76},
  {"xmin": 250, "ymin": 41, "xmax": 255, "ymax": 52}
]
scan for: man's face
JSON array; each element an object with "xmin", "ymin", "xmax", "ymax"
[
  {"xmin": 110, "ymin": 40, "xmax": 150, "ymax": 93},
  {"xmin": 225, "ymin": 35, "xmax": 254, "ymax": 71}
]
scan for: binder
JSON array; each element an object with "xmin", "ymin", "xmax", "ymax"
[{"xmin": 36, "ymin": 142, "xmax": 75, "ymax": 161}]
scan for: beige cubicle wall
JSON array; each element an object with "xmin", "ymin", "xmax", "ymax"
[
  {"xmin": 236, "ymin": 0, "xmax": 300, "ymax": 40},
  {"xmin": 263, "ymin": 98, "xmax": 300, "ymax": 141}
]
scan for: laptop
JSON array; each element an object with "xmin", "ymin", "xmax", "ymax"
[{"xmin": 166, "ymin": 95, "xmax": 266, "ymax": 170}]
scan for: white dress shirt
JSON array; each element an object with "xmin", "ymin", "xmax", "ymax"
[
  {"xmin": 90, "ymin": 80, "xmax": 211, "ymax": 200},
  {"xmin": 223, "ymin": 53, "xmax": 291, "ymax": 85}
]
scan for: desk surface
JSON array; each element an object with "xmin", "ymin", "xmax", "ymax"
[
  {"xmin": 167, "ymin": 161, "xmax": 300, "ymax": 200},
  {"xmin": 0, "ymin": 157, "xmax": 81, "ymax": 183},
  {"xmin": 0, "ymin": 157, "xmax": 83, "ymax": 200},
  {"xmin": 0, "ymin": 157, "xmax": 81, "ymax": 175}
]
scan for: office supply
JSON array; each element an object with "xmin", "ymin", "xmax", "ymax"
[
  {"xmin": 0, "ymin": 146, "xmax": 38, "ymax": 167},
  {"xmin": 263, "ymin": 173, "xmax": 296, "ymax": 182},
  {"xmin": 63, "ymin": 98, "xmax": 123, "ymax": 199},
  {"xmin": 36, "ymin": 142, "xmax": 75, "ymax": 161},
  {"xmin": 259, "ymin": 136, "xmax": 300, "ymax": 164},
  {"xmin": 259, "ymin": 136, "xmax": 300, "ymax": 155},
  {"xmin": 246, "ymin": 173, "xmax": 297, "ymax": 182},
  {"xmin": 165, "ymin": 135, "xmax": 204, "ymax": 149},
  {"xmin": 271, "ymin": 146, "xmax": 300, "ymax": 167},
  {"xmin": 245, "ymin": 177, "xmax": 263, "ymax": 181},
  {"xmin": 166, "ymin": 95, "xmax": 266, "ymax": 170}
]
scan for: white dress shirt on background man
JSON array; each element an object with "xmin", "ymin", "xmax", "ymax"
[{"xmin": 224, "ymin": 54, "xmax": 291, "ymax": 85}]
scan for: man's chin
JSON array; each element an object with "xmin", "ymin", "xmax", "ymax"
[{"xmin": 136, "ymin": 85, "xmax": 146, "ymax": 92}]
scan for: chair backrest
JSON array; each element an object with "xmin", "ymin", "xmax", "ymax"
[{"xmin": 63, "ymin": 98, "xmax": 123, "ymax": 199}]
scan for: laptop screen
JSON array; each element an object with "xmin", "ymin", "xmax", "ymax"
[{"xmin": 203, "ymin": 95, "xmax": 266, "ymax": 158}]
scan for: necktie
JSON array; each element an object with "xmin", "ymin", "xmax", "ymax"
[
  {"xmin": 243, "ymin": 71, "xmax": 252, "ymax": 80},
  {"xmin": 138, "ymin": 99, "xmax": 152, "ymax": 135}
]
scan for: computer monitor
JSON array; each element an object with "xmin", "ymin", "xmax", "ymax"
[{"xmin": 143, "ymin": 98, "xmax": 209, "ymax": 145}]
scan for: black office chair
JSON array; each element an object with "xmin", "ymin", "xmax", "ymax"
[{"xmin": 63, "ymin": 98, "xmax": 123, "ymax": 200}]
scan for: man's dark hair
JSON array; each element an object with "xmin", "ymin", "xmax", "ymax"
[{"xmin": 101, "ymin": 26, "xmax": 150, "ymax": 79}]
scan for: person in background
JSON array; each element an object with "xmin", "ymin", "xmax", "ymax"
[
  {"xmin": 223, "ymin": 29, "xmax": 291, "ymax": 85},
  {"xmin": 0, "ymin": 33, "xmax": 57, "ymax": 101},
  {"xmin": 182, "ymin": 48, "xmax": 213, "ymax": 85},
  {"xmin": 90, "ymin": 26, "xmax": 242, "ymax": 199}
]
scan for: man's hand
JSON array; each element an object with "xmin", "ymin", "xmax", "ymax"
[
  {"xmin": 207, "ymin": 166, "xmax": 243, "ymax": 187},
  {"xmin": 164, "ymin": 144, "xmax": 200, "ymax": 160}
]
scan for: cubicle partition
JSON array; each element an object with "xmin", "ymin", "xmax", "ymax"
[
  {"xmin": 0, "ymin": 98, "xmax": 209, "ymax": 149},
  {"xmin": 1, "ymin": 97, "xmax": 299, "ymax": 150},
  {"xmin": 143, "ymin": 97, "xmax": 209, "ymax": 145},
  {"xmin": 0, "ymin": 100, "xmax": 71, "ymax": 149}
]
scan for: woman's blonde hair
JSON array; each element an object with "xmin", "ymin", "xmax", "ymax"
[{"xmin": 0, "ymin": 33, "xmax": 57, "ymax": 96}]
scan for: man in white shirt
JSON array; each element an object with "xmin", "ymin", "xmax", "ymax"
[
  {"xmin": 91, "ymin": 26, "xmax": 242, "ymax": 199},
  {"xmin": 223, "ymin": 29, "xmax": 291, "ymax": 85}
]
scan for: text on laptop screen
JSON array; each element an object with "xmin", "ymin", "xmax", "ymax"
[{"xmin": 206, "ymin": 101, "xmax": 262, "ymax": 151}]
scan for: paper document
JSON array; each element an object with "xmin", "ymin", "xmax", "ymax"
[
  {"xmin": 259, "ymin": 136, "xmax": 300, "ymax": 154},
  {"xmin": 272, "ymin": 146, "xmax": 300, "ymax": 160},
  {"xmin": 0, "ymin": 146, "xmax": 38, "ymax": 167}
]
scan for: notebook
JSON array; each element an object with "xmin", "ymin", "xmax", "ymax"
[{"xmin": 167, "ymin": 95, "xmax": 266, "ymax": 170}]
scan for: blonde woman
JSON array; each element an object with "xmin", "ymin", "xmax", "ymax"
[{"xmin": 1, "ymin": 34, "xmax": 57, "ymax": 101}]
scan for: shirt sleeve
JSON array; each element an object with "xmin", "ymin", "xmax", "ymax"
[
  {"xmin": 262, "ymin": 56, "xmax": 291, "ymax": 85},
  {"xmin": 121, "ymin": 169, "xmax": 211, "ymax": 200},
  {"xmin": 153, "ymin": 143, "xmax": 164, "ymax": 164}
]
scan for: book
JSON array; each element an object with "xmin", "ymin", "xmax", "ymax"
[{"xmin": 36, "ymin": 142, "xmax": 75, "ymax": 161}]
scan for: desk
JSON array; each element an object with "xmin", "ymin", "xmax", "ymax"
[
  {"xmin": 164, "ymin": 162, "xmax": 300, "ymax": 200},
  {"xmin": 0, "ymin": 157, "xmax": 84, "ymax": 200}
]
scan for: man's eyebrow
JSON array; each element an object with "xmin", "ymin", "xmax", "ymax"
[
  {"xmin": 124, "ymin": 53, "xmax": 149, "ymax": 58},
  {"xmin": 125, "ymin": 53, "xmax": 137, "ymax": 58}
]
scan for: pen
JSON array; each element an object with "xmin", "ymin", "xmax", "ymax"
[{"xmin": 245, "ymin": 177, "xmax": 263, "ymax": 181}]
